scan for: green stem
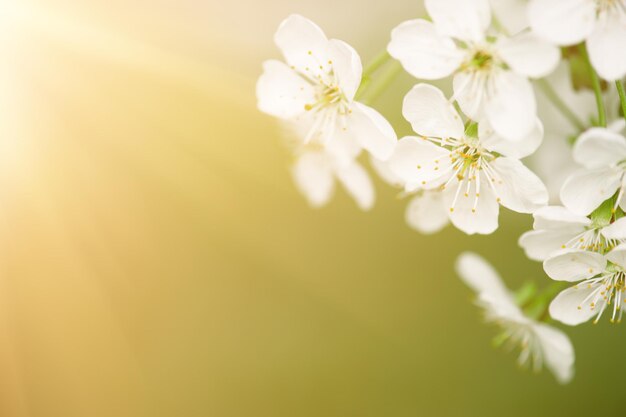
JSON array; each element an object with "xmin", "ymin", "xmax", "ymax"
[
  {"xmin": 358, "ymin": 61, "xmax": 402, "ymax": 105},
  {"xmin": 536, "ymin": 78, "xmax": 585, "ymax": 131},
  {"xmin": 579, "ymin": 43, "xmax": 606, "ymax": 127},
  {"xmin": 356, "ymin": 51, "xmax": 393, "ymax": 100},
  {"xmin": 616, "ymin": 80, "xmax": 626, "ymax": 124},
  {"xmin": 523, "ymin": 281, "xmax": 569, "ymax": 322},
  {"xmin": 362, "ymin": 51, "xmax": 391, "ymax": 79}
]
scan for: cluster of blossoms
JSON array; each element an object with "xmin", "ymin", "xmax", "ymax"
[{"xmin": 257, "ymin": 0, "xmax": 626, "ymax": 384}]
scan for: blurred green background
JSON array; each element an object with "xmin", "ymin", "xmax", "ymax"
[{"xmin": 0, "ymin": 1, "xmax": 624, "ymax": 416}]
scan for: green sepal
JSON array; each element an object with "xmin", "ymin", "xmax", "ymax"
[
  {"xmin": 515, "ymin": 282, "xmax": 538, "ymax": 307},
  {"xmin": 491, "ymin": 331, "xmax": 509, "ymax": 349},
  {"xmin": 590, "ymin": 195, "xmax": 616, "ymax": 228},
  {"xmin": 464, "ymin": 122, "xmax": 479, "ymax": 139}
]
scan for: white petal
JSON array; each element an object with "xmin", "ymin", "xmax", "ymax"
[
  {"xmin": 425, "ymin": 0, "xmax": 491, "ymax": 42},
  {"xmin": 518, "ymin": 230, "xmax": 580, "ymax": 261},
  {"xmin": 549, "ymin": 283, "xmax": 605, "ymax": 325},
  {"xmin": 498, "ymin": 32, "xmax": 560, "ymax": 78},
  {"xmin": 453, "ymin": 72, "xmax": 486, "ymax": 121},
  {"xmin": 323, "ymin": 127, "xmax": 363, "ymax": 168},
  {"xmin": 387, "ymin": 137, "xmax": 451, "ymax": 186},
  {"xmin": 479, "ymin": 118, "xmax": 543, "ymax": 159},
  {"xmin": 601, "ymin": 217, "xmax": 626, "ymax": 240},
  {"xmin": 292, "ymin": 152, "xmax": 335, "ymax": 207},
  {"xmin": 455, "ymin": 252, "xmax": 515, "ymax": 302},
  {"xmin": 610, "ymin": 119, "xmax": 626, "ymax": 134},
  {"xmin": 532, "ymin": 205, "xmax": 591, "ymax": 230},
  {"xmin": 532, "ymin": 323, "xmax": 575, "ymax": 384},
  {"xmin": 402, "ymin": 84, "xmax": 464, "ymax": 139},
  {"xmin": 336, "ymin": 162, "xmax": 375, "ymax": 211},
  {"xmin": 489, "ymin": 0, "xmax": 529, "ymax": 34},
  {"xmin": 347, "ymin": 102, "xmax": 397, "ymax": 160},
  {"xmin": 405, "ymin": 192, "xmax": 449, "ymax": 234},
  {"xmin": 327, "ymin": 39, "xmax": 362, "ymax": 102},
  {"xmin": 528, "ymin": 0, "xmax": 596, "ymax": 46},
  {"xmin": 387, "ymin": 19, "xmax": 464, "ymax": 80},
  {"xmin": 560, "ymin": 168, "xmax": 622, "ymax": 216},
  {"xmin": 573, "ymin": 127, "xmax": 626, "ymax": 169},
  {"xmin": 444, "ymin": 179, "xmax": 500, "ymax": 235},
  {"xmin": 256, "ymin": 60, "xmax": 314, "ymax": 118},
  {"xmin": 485, "ymin": 71, "xmax": 536, "ymax": 141},
  {"xmin": 543, "ymin": 249, "xmax": 606, "ymax": 282},
  {"xmin": 587, "ymin": 12, "xmax": 626, "ymax": 81},
  {"xmin": 605, "ymin": 242, "xmax": 626, "ymax": 270},
  {"xmin": 274, "ymin": 14, "xmax": 330, "ymax": 78},
  {"xmin": 490, "ymin": 157, "xmax": 548, "ymax": 214},
  {"xmin": 370, "ymin": 156, "xmax": 403, "ymax": 188}
]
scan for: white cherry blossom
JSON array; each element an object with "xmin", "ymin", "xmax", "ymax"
[
  {"xmin": 457, "ymin": 252, "xmax": 575, "ymax": 383},
  {"xmin": 387, "ymin": 0, "xmax": 559, "ymax": 141},
  {"xmin": 545, "ymin": 243, "xmax": 626, "ymax": 325},
  {"xmin": 560, "ymin": 120, "xmax": 626, "ymax": 216},
  {"xmin": 519, "ymin": 205, "xmax": 626, "ymax": 261},
  {"xmin": 257, "ymin": 14, "xmax": 397, "ymax": 160},
  {"xmin": 528, "ymin": 0, "xmax": 626, "ymax": 80},
  {"xmin": 387, "ymin": 84, "xmax": 548, "ymax": 235}
]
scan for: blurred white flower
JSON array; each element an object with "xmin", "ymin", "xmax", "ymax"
[
  {"xmin": 257, "ymin": 14, "xmax": 397, "ymax": 160},
  {"xmin": 519, "ymin": 205, "xmax": 626, "ymax": 261},
  {"xmin": 544, "ymin": 243, "xmax": 626, "ymax": 325},
  {"xmin": 560, "ymin": 121, "xmax": 626, "ymax": 216},
  {"xmin": 283, "ymin": 120, "xmax": 374, "ymax": 210},
  {"xmin": 529, "ymin": 63, "xmax": 596, "ymax": 202},
  {"xmin": 371, "ymin": 157, "xmax": 450, "ymax": 234},
  {"xmin": 528, "ymin": 0, "xmax": 626, "ymax": 80},
  {"xmin": 387, "ymin": 84, "xmax": 548, "ymax": 235},
  {"xmin": 457, "ymin": 252, "xmax": 575, "ymax": 384},
  {"xmin": 388, "ymin": 0, "xmax": 559, "ymax": 141}
]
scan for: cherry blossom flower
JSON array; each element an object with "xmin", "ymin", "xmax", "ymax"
[
  {"xmin": 387, "ymin": 0, "xmax": 559, "ymax": 141},
  {"xmin": 519, "ymin": 206, "xmax": 626, "ymax": 261},
  {"xmin": 528, "ymin": 0, "xmax": 626, "ymax": 80},
  {"xmin": 457, "ymin": 252, "xmax": 575, "ymax": 383},
  {"xmin": 560, "ymin": 120, "xmax": 626, "ymax": 216},
  {"xmin": 387, "ymin": 84, "xmax": 548, "ymax": 235},
  {"xmin": 257, "ymin": 14, "xmax": 397, "ymax": 160},
  {"xmin": 545, "ymin": 243, "xmax": 626, "ymax": 325}
]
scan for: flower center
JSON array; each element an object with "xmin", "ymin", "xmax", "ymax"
[
  {"xmin": 596, "ymin": 0, "xmax": 624, "ymax": 13},
  {"xmin": 460, "ymin": 45, "xmax": 501, "ymax": 74},
  {"xmin": 298, "ymin": 68, "xmax": 352, "ymax": 144},
  {"xmin": 576, "ymin": 267, "xmax": 626, "ymax": 323},
  {"xmin": 469, "ymin": 50, "xmax": 495, "ymax": 71},
  {"xmin": 423, "ymin": 136, "xmax": 501, "ymax": 213},
  {"xmin": 304, "ymin": 83, "xmax": 347, "ymax": 112}
]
